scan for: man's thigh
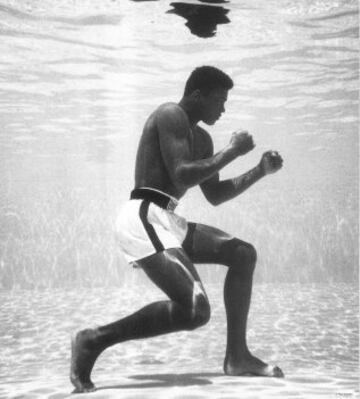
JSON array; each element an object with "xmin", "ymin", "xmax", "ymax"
[
  {"xmin": 136, "ymin": 247, "xmax": 207, "ymax": 307},
  {"xmin": 183, "ymin": 223, "xmax": 252, "ymax": 265}
]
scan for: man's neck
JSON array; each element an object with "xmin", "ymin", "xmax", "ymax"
[{"xmin": 178, "ymin": 97, "xmax": 200, "ymax": 128}]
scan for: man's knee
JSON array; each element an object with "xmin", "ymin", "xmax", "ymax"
[
  {"xmin": 221, "ymin": 238, "xmax": 257, "ymax": 270},
  {"xmin": 243, "ymin": 242, "xmax": 257, "ymax": 266},
  {"xmin": 184, "ymin": 294, "xmax": 211, "ymax": 330}
]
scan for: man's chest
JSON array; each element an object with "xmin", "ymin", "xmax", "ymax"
[{"xmin": 188, "ymin": 128, "xmax": 209, "ymax": 161}]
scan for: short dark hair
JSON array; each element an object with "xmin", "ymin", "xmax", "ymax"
[{"xmin": 184, "ymin": 66, "xmax": 233, "ymax": 96}]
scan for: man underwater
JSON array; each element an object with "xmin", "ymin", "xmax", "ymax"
[{"xmin": 70, "ymin": 66, "xmax": 284, "ymax": 393}]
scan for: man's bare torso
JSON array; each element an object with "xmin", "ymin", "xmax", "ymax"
[{"xmin": 134, "ymin": 102, "xmax": 212, "ymax": 199}]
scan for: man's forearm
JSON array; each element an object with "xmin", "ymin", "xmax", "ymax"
[
  {"xmin": 212, "ymin": 165, "xmax": 265, "ymax": 205},
  {"xmin": 176, "ymin": 145, "xmax": 238, "ymax": 188}
]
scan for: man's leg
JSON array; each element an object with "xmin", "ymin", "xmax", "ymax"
[
  {"xmin": 70, "ymin": 247, "xmax": 210, "ymax": 393},
  {"xmin": 183, "ymin": 223, "xmax": 283, "ymax": 377}
]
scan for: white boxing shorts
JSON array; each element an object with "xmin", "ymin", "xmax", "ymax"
[{"xmin": 115, "ymin": 187, "xmax": 191, "ymax": 265}]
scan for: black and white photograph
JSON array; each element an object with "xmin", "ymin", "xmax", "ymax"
[{"xmin": 0, "ymin": 0, "xmax": 358, "ymax": 398}]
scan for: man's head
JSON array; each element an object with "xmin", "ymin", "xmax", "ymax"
[
  {"xmin": 183, "ymin": 66, "xmax": 233, "ymax": 125},
  {"xmin": 184, "ymin": 66, "xmax": 233, "ymax": 96}
]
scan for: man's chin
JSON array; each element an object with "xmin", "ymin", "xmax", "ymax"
[{"xmin": 203, "ymin": 118, "xmax": 217, "ymax": 126}]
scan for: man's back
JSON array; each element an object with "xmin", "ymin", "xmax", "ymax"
[{"xmin": 135, "ymin": 103, "xmax": 192, "ymax": 199}]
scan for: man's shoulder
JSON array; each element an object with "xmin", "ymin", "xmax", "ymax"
[
  {"xmin": 155, "ymin": 103, "xmax": 190, "ymax": 136},
  {"xmin": 156, "ymin": 102, "xmax": 186, "ymax": 118}
]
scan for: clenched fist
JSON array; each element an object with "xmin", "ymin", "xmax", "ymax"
[
  {"xmin": 259, "ymin": 151, "xmax": 283, "ymax": 175},
  {"xmin": 230, "ymin": 130, "xmax": 255, "ymax": 156}
]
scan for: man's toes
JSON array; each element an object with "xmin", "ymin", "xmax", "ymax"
[{"xmin": 273, "ymin": 366, "xmax": 284, "ymax": 378}]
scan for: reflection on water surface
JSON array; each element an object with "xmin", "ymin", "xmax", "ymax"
[{"xmin": 167, "ymin": 2, "xmax": 230, "ymax": 38}]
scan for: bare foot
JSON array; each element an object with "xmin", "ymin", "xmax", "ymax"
[
  {"xmin": 70, "ymin": 329, "xmax": 103, "ymax": 393},
  {"xmin": 224, "ymin": 353, "xmax": 284, "ymax": 378}
]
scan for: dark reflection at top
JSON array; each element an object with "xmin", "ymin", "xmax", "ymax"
[{"xmin": 167, "ymin": 2, "xmax": 230, "ymax": 38}]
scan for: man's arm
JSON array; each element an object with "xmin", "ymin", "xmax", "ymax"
[
  {"xmin": 157, "ymin": 104, "xmax": 254, "ymax": 190},
  {"xmin": 200, "ymin": 150, "xmax": 284, "ymax": 206}
]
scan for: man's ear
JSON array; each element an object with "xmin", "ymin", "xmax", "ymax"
[{"xmin": 191, "ymin": 89, "xmax": 202, "ymax": 101}]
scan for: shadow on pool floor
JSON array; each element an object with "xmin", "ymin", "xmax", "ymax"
[{"xmin": 98, "ymin": 372, "xmax": 223, "ymax": 390}]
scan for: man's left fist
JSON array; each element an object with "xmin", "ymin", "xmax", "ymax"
[{"xmin": 259, "ymin": 151, "xmax": 283, "ymax": 175}]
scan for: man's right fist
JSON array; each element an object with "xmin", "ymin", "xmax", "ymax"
[
  {"xmin": 259, "ymin": 151, "xmax": 283, "ymax": 175},
  {"xmin": 230, "ymin": 130, "xmax": 255, "ymax": 156}
]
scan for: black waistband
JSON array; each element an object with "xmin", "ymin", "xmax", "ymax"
[{"xmin": 130, "ymin": 188, "xmax": 177, "ymax": 211}]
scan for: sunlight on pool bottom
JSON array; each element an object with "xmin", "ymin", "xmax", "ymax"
[{"xmin": 0, "ymin": 283, "xmax": 357, "ymax": 398}]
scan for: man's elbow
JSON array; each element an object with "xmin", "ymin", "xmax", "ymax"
[
  {"xmin": 205, "ymin": 192, "xmax": 223, "ymax": 206},
  {"xmin": 174, "ymin": 166, "xmax": 197, "ymax": 190}
]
